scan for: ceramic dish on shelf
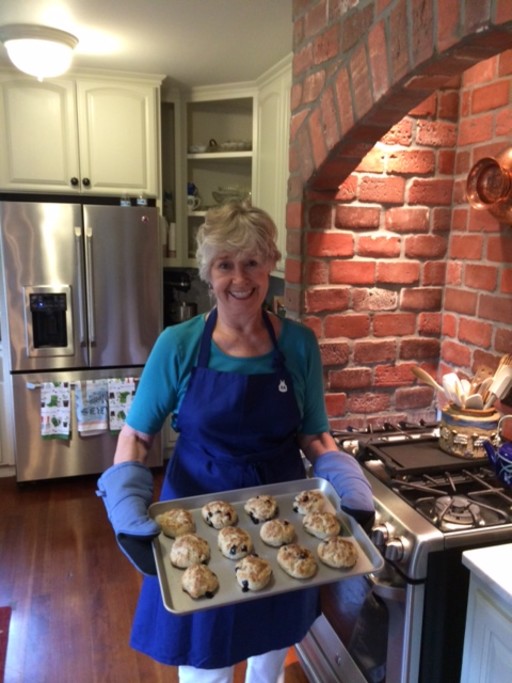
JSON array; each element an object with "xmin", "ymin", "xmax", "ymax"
[
  {"xmin": 212, "ymin": 187, "xmax": 248, "ymax": 204},
  {"xmin": 188, "ymin": 144, "xmax": 208, "ymax": 153},
  {"xmin": 218, "ymin": 140, "xmax": 252, "ymax": 151}
]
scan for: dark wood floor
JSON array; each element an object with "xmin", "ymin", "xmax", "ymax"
[{"xmin": 0, "ymin": 468, "xmax": 309, "ymax": 683}]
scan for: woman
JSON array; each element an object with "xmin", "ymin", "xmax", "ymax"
[{"xmin": 97, "ymin": 202, "xmax": 375, "ymax": 683}]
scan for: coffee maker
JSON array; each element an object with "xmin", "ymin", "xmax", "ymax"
[{"xmin": 163, "ymin": 270, "xmax": 198, "ymax": 326}]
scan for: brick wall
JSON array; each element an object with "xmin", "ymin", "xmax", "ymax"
[{"xmin": 287, "ymin": 0, "xmax": 512, "ymax": 429}]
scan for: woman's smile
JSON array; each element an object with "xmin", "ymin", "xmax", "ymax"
[{"xmin": 228, "ymin": 288, "xmax": 255, "ymax": 300}]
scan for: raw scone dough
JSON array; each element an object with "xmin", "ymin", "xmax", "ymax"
[
  {"xmin": 181, "ymin": 563, "xmax": 219, "ymax": 599},
  {"xmin": 170, "ymin": 533, "xmax": 210, "ymax": 568},
  {"xmin": 302, "ymin": 511, "xmax": 341, "ymax": 539},
  {"xmin": 259, "ymin": 518, "xmax": 296, "ymax": 547},
  {"xmin": 277, "ymin": 543, "xmax": 318, "ymax": 579},
  {"xmin": 217, "ymin": 526, "xmax": 253, "ymax": 560},
  {"xmin": 235, "ymin": 555, "xmax": 273, "ymax": 592},
  {"xmin": 155, "ymin": 508, "xmax": 196, "ymax": 538},
  {"xmin": 317, "ymin": 537, "xmax": 358, "ymax": 569},
  {"xmin": 292, "ymin": 489, "xmax": 326, "ymax": 514},
  {"xmin": 201, "ymin": 501, "xmax": 238, "ymax": 529},
  {"xmin": 244, "ymin": 494, "xmax": 278, "ymax": 524}
]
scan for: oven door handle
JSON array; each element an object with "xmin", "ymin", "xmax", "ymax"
[{"xmin": 367, "ymin": 572, "xmax": 406, "ymax": 601}]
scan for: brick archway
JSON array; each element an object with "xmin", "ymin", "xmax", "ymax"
[{"xmin": 286, "ymin": 0, "xmax": 512, "ymax": 428}]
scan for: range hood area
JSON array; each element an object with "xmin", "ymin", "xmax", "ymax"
[{"xmin": 286, "ymin": 1, "xmax": 512, "ymax": 431}]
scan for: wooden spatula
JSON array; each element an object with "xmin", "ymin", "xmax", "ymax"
[{"xmin": 484, "ymin": 366, "xmax": 512, "ymax": 409}]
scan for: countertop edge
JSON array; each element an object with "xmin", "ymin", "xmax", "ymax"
[{"xmin": 462, "ymin": 543, "xmax": 512, "ymax": 606}]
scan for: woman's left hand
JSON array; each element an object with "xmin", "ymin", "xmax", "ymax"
[
  {"xmin": 299, "ymin": 433, "xmax": 375, "ymax": 532},
  {"xmin": 312, "ymin": 450, "xmax": 375, "ymax": 532}
]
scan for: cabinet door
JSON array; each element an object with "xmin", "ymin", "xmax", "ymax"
[
  {"xmin": 461, "ymin": 575, "xmax": 512, "ymax": 682},
  {"xmin": 254, "ymin": 61, "xmax": 291, "ymax": 274},
  {"xmin": 76, "ymin": 80, "xmax": 159, "ymax": 196},
  {"xmin": 0, "ymin": 76, "xmax": 80, "ymax": 192}
]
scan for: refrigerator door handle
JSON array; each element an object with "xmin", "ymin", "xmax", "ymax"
[
  {"xmin": 74, "ymin": 226, "xmax": 87, "ymax": 346},
  {"xmin": 84, "ymin": 226, "xmax": 96, "ymax": 344}
]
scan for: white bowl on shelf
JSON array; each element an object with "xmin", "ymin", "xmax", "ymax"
[
  {"xmin": 212, "ymin": 187, "xmax": 248, "ymax": 204},
  {"xmin": 188, "ymin": 144, "xmax": 207, "ymax": 153}
]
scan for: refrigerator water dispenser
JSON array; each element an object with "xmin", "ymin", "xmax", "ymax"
[{"xmin": 23, "ymin": 285, "xmax": 74, "ymax": 357}]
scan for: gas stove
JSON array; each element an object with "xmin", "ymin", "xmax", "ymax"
[
  {"xmin": 298, "ymin": 422, "xmax": 512, "ymax": 683},
  {"xmin": 333, "ymin": 422, "xmax": 512, "ymax": 580}
]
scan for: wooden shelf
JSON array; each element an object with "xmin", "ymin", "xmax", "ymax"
[{"xmin": 187, "ymin": 151, "xmax": 252, "ymax": 160}]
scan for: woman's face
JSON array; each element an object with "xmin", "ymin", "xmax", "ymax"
[{"xmin": 209, "ymin": 250, "xmax": 271, "ymax": 316}]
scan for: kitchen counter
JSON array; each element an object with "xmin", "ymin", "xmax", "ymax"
[
  {"xmin": 462, "ymin": 543, "xmax": 512, "ymax": 606},
  {"xmin": 460, "ymin": 544, "xmax": 512, "ymax": 682}
]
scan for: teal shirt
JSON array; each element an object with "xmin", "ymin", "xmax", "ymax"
[{"xmin": 127, "ymin": 314, "xmax": 330, "ymax": 436}]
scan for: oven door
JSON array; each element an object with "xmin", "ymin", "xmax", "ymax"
[{"xmin": 297, "ymin": 565, "xmax": 420, "ymax": 683}]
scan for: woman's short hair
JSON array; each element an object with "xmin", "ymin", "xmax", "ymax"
[{"xmin": 195, "ymin": 201, "xmax": 282, "ymax": 282}]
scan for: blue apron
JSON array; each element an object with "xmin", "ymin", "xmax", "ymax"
[{"xmin": 130, "ymin": 309, "xmax": 320, "ymax": 669}]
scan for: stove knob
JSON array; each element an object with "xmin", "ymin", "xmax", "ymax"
[
  {"xmin": 385, "ymin": 537, "xmax": 407, "ymax": 563},
  {"xmin": 371, "ymin": 524, "xmax": 391, "ymax": 547}
]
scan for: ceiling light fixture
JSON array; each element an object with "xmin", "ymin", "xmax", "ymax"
[{"xmin": 0, "ymin": 24, "xmax": 78, "ymax": 81}]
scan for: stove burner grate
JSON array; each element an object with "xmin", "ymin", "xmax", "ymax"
[
  {"xmin": 414, "ymin": 491, "xmax": 509, "ymax": 531},
  {"xmin": 434, "ymin": 495, "xmax": 483, "ymax": 529}
]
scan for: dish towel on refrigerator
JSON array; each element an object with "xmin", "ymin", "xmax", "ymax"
[
  {"xmin": 75, "ymin": 380, "xmax": 109, "ymax": 436},
  {"xmin": 108, "ymin": 378, "xmax": 137, "ymax": 433},
  {"xmin": 40, "ymin": 382, "xmax": 71, "ymax": 440}
]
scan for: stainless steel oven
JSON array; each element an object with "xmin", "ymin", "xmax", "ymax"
[{"xmin": 296, "ymin": 425, "xmax": 512, "ymax": 683}]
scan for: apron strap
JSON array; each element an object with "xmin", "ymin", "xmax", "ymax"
[
  {"xmin": 197, "ymin": 307, "xmax": 285, "ymax": 369},
  {"xmin": 262, "ymin": 308, "xmax": 286, "ymax": 370},
  {"xmin": 197, "ymin": 308, "xmax": 218, "ymax": 367}
]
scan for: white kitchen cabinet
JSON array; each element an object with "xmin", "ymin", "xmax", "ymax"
[
  {"xmin": 0, "ymin": 75, "xmax": 79, "ymax": 192},
  {"xmin": 162, "ymin": 419, "xmax": 178, "ymax": 460},
  {"xmin": 161, "ymin": 60, "xmax": 291, "ymax": 269},
  {"xmin": 162, "ymin": 84, "xmax": 256, "ymax": 267},
  {"xmin": 0, "ymin": 70, "xmax": 162, "ymax": 197},
  {"xmin": 181, "ymin": 87, "xmax": 256, "ymax": 267},
  {"xmin": 460, "ymin": 545, "xmax": 512, "ymax": 683},
  {"xmin": 254, "ymin": 55, "xmax": 292, "ymax": 275}
]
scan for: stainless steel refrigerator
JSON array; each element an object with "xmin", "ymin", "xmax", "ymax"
[{"xmin": 0, "ymin": 200, "xmax": 163, "ymax": 482}]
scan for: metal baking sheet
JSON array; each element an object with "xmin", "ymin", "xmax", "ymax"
[{"xmin": 149, "ymin": 477, "xmax": 384, "ymax": 615}]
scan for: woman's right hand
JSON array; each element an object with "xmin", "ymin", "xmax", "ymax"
[
  {"xmin": 96, "ymin": 461, "xmax": 160, "ymax": 575},
  {"xmin": 114, "ymin": 424, "xmax": 154, "ymax": 464}
]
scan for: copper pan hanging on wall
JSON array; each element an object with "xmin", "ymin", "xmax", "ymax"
[{"xmin": 466, "ymin": 147, "xmax": 512, "ymax": 223}]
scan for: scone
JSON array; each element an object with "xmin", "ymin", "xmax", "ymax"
[
  {"xmin": 217, "ymin": 526, "xmax": 253, "ymax": 560},
  {"xmin": 302, "ymin": 511, "xmax": 341, "ymax": 539},
  {"xmin": 182, "ymin": 563, "xmax": 219, "ymax": 599},
  {"xmin": 235, "ymin": 555, "xmax": 273, "ymax": 592},
  {"xmin": 155, "ymin": 508, "xmax": 196, "ymax": 538},
  {"xmin": 244, "ymin": 494, "xmax": 278, "ymax": 524},
  {"xmin": 170, "ymin": 533, "xmax": 210, "ymax": 568},
  {"xmin": 259, "ymin": 519, "xmax": 296, "ymax": 547},
  {"xmin": 292, "ymin": 489, "xmax": 325, "ymax": 514},
  {"xmin": 201, "ymin": 501, "xmax": 238, "ymax": 529},
  {"xmin": 317, "ymin": 537, "xmax": 358, "ymax": 569},
  {"xmin": 277, "ymin": 543, "xmax": 318, "ymax": 579}
]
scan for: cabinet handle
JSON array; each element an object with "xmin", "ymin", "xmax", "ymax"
[
  {"xmin": 70, "ymin": 177, "xmax": 79, "ymax": 186},
  {"xmin": 82, "ymin": 177, "xmax": 91, "ymax": 187}
]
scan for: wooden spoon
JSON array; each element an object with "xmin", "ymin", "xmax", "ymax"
[{"xmin": 411, "ymin": 366, "xmax": 445, "ymax": 394}]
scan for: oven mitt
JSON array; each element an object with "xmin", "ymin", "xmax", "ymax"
[
  {"xmin": 313, "ymin": 451, "xmax": 375, "ymax": 533},
  {"xmin": 96, "ymin": 461, "xmax": 160, "ymax": 575}
]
